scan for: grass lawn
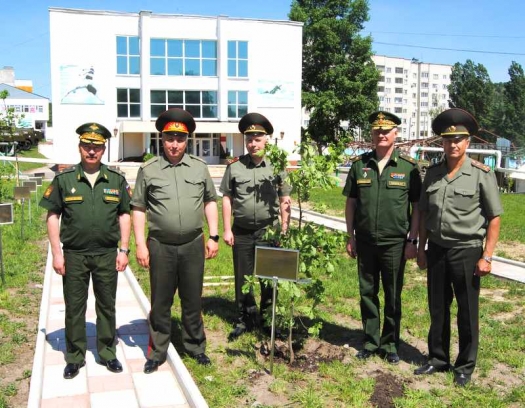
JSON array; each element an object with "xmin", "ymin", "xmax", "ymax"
[{"xmin": 0, "ymin": 179, "xmax": 523, "ymax": 407}]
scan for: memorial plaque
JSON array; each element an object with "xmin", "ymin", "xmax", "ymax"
[
  {"xmin": 0, "ymin": 203, "xmax": 13, "ymax": 225},
  {"xmin": 254, "ymin": 247, "xmax": 300, "ymax": 281},
  {"xmin": 29, "ymin": 177, "xmax": 43, "ymax": 186},
  {"xmin": 22, "ymin": 181, "xmax": 37, "ymax": 193},
  {"xmin": 14, "ymin": 186, "xmax": 31, "ymax": 200}
]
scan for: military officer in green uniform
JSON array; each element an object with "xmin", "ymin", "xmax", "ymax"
[
  {"xmin": 415, "ymin": 108, "xmax": 502, "ymax": 387},
  {"xmin": 343, "ymin": 111, "xmax": 421, "ymax": 364},
  {"xmin": 40, "ymin": 123, "xmax": 132, "ymax": 379},
  {"xmin": 131, "ymin": 108, "xmax": 219, "ymax": 373},
  {"xmin": 220, "ymin": 112, "xmax": 292, "ymax": 341}
]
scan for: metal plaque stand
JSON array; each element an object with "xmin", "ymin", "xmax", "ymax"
[{"xmin": 254, "ymin": 246, "xmax": 309, "ymax": 374}]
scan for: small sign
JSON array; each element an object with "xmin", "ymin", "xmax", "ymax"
[
  {"xmin": 29, "ymin": 177, "xmax": 43, "ymax": 187},
  {"xmin": 0, "ymin": 203, "xmax": 13, "ymax": 225},
  {"xmin": 254, "ymin": 247, "xmax": 300, "ymax": 281},
  {"xmin": 22, "ymin": 181, "xmax": 37, "ymax": 193},
  {"xmin": 34, "ymin": 172, "xmax": 46, "ymax": 179},
  {"xmin": 14, "ymin": 187, "xmax": 31, "ymax": 199}
]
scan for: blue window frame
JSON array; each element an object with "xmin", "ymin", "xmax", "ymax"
[
  {"xmin": 227, "ymin": 41, "xmax": 248, "ymax": 77},
  {"xmin": 117, "ymin": 88, "xmax": 141, "ymax": 118},
  {"xmin": 116, "ymin": 36, "xmax": 140, "ymax": 75},
  {"xmin": 228, "ymin": 91, "xmax": 248, "ymax": 118},
  {"xmin": 150, "ymin": 39, "xmax": 217, "ymax": 77},
  {"xmin": 150, "ymin": 90, "xmax": 218, "ymax": 119}
]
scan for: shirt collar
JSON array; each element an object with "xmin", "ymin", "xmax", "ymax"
[
  {"xmin": 160, "ymin": 153, "xmax": 190, "ymax": 169},
  {"xmin": 77, "ymin": 163, "xmax": 108, "ymax": 182}
]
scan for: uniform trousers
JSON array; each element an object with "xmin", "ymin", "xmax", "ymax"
[
  {"xmin": 426, "ymin": 242, "xmax": 482, "ymax": 375},
  {"xmin": 63, "ymin": 251, "xmax": 118, "ymax": 364},
  {"xmin": 232, "ymin": 224, "xmax": 274, "ymax": 329},
  {"xmin": 147, "ymin": 234, "xmax": 206, "ymax": 362},
  {"xmin": 356, "ymin": 240, "xmax": 406, "ymax": 354}
]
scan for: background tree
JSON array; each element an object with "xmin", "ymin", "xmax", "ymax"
[
  {"xmin": 289, "ymin": 0, "xmax": 379, "ymax": 152},
  {"xmin": 501, "ymin": 61, "xmax": 525, "ymax": 147},
  {"xmin": 448, "ymin": 60, "xmax": 494, "ymax": 129}
]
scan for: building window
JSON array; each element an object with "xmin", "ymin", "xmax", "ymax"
[
  {"xmin": 117, "ymin": 36, "xmax": 140, "ymax": 75},
  {"xmin": 378, "ymin": 86, "xmax": 385, "ymax": 92},
  {"xmin": 385, "ymin": 88, "xmax": 391, "ymax": 94},
  {"xmin": 443, "ymin": 84, "xmax": 448, "ymax": 89},
  {"xmin": 386, "ymin": 67, "xmax": 392, "ymax": 73},
  {"xmin": 421, "ymin": 72, "xmax": 429, "ymax": 78},
  {"xmin": 117, "ymin": 88, "xmax": 141, "ymax": 118},
  {"xmin": 150, "ymin": 90, "xmax": 218, "ymax": 119},
  {"xmin": 432, "ymin": 83, "xmax": 438, "ymax": 89},
  {"xmin": 394, "ymin": 97, "xmax": 403, "ymax": 104},
  {"xmin": 395, "ymin": 88, "xmax": 403, "ymax": 94},
  {"xmin": 379, "ymin": 96, "xmax": 384, "ymax": 102},
  {"xmin": 379, "ymin": 76, "xmax": 385, "ymax": 82},
  {"xmin": 442, "ymin": 94, "xmax": 447, "ymax": 99},
  {"xmin": 385, "ymin": 97, "xmax": 391, "ymax": 103},
  {"xmin": 376, "ymin": 65, "xmax": 385, "ymax": 72},
  {"xmin": 228, "ymin": 91, "xmax": 248, "ymax": 118},
  {"xmin": 386, "ymin": 77, "xmax": 391, "ymax": 83},
  {"xmin": 421, "ymin": 92, "xmax": 428, "ymax": 98},
  {"xmin": 395, "ymin": 78, "xmax": 403, "ymax": 84},
  {"xmin": 433, "ymin": 74, "xmax": 439, "ymax": 79},
  {"xmin": 412, "ymin": 73, "xmax": 417, "ymax": 79},
  {"xmin": 394, "ymin": 107, "xmax": 402, "ymax": 113},
  {"xmin": 228, "ymin": 41, "xmax": 248, "ymax": 77},
  {"xmin": 443, "ymin": 74, "xmax": 448, "ymax": 79},
  {"xmin": 421, "ymin": 82, "xmax": 429, "ymax": 88},
  {"xmin": 395, "ymin": 67, "xmax": 403, "ymax": 74},
  {"xmin": 150, "ymin": 39, "xmax": 217, "ymax": 76},
  {"xmin": 421, "ymin": 102, "xmax": 428, "ymax": 107}
]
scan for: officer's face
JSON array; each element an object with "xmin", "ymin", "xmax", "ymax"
[
  {"xmin": 443, "ymin": 136, "xmax": 470, "ymax": 160},
  {"xmin": 162, "ymin": 133, "xmax": 188, "ymax": 163},
  {"xmin": 372, "ymin": 127, "xmax": 397, "ymax": 149},
  {"xmin": 245, "ymin": 134, "xmax": 267, "ymax": 158},
  {"xmin": 79, "ymin": 142, "xmax": 105, "ymax": 166}
]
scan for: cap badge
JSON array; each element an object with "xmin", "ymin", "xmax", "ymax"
[{"xmin": 89, "ymin": 124, "xmax": 99, "ymax": 131}]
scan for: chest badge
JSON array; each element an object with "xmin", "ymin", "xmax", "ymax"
[
  {"xmin": 362, "ymin": 167, "xmax": 371, "ymax": 178},
  {"xmin": 71, "ymin": 187, "xmax": 76, "ymax": 194},
  {"xmin": 390, "ymin": 173, "xmax": 406, "ymax": 180}
]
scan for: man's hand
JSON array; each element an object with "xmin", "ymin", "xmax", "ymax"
[
  {"xmin": 346, "ymin": 236, "xmax": 357, "ymax": 259},
  {"xmin": 404, "ymin": 243, "xmax": 417, "ymax": 260},
  {"xmin": 53, "ymin": 253, "xmax": 66, "ymax": 276},
  {"xmin": 223, "ymin": 230, "xmax": 234, "ymax": 246},
  {"xmin": 116, "ymin": 252, "xmax": 128, "ymax": 272},
  {"xmin": 416, "ymin": 250, "xmax": 427, "ymax": 270},
  {"xmin": 475, "ymin": 258, "xmax": 492, "ymax": 277},
  {"xmin": 206, "ymin": 239, "xmax": 219, "ymax": 259},
  {"xmin": 135, "ymin": 243, "xmax": 150, "ymax": 268}
]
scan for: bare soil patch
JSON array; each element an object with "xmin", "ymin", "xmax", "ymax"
[{"xmin": 496, "ymin": 241, "xmax": 525, "ymax": 262}]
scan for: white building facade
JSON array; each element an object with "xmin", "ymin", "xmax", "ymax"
[
  {"xmin": 49, "ymin": 8, "xmax": 303, "ymax": 163},
  {"xmin": 372, "ymin": 55, "xmax": 452, "ymax": 141}
]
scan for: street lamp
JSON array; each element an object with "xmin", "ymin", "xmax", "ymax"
[{"xmin": 110, "ymin": 126, "xmax": 118, "ymax": 163}]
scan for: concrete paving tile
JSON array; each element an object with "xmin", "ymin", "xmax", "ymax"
[
  {"xmin": 86, "ymin": 346, "xmax": 128, "ymax": 376},
  {"xmin": 121, "ymin": 343, "xmax": 148, "ymax": 360},
  {"xmin": 133, "ymin": 371, "xmax": 187, "ymax": 407},
  {"xmin": 88, "ymin": 373, "xmax": 134, "ymax": 393},
  {"xmin": 118, "ymin": 321, "xmax": 149, "ymax": 334},
  {"xmin": 90, "ymin": 390, "xmax": 139, "ymax": 408},
  {"xmin": 41, "ymin": 394, "xmax": 90, "ymax": 408},
  {"xmin": 41, "ymin": 364, "xmax": 88, "ymax": 399}
]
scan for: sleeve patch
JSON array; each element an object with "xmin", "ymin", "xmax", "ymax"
[{"xmin": 43, "ymin": 185, "xmax": 53, "ymax": 198}]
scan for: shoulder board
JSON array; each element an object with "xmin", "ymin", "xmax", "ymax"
[
  {"xmin": 140, "ymin": 156, "xmax": 159, "ymax": 169},
  {"xmin": 107, "ymin": 166, "xmax": 126, "ymax": 177},
  {"xmin": 189, "ymin": 154, "xmax": 207, "ymax": 164},
  {"xmin": 471, "ymin": 160, "xmax": 490, "ymax": 173},
  {"xmin": 56, "ymin": 165, "xmax": 76, "ymax": 175},
  {"xmin": 348, "ymin": 155, "xmax": 361, "ymax": 163},
  {"xmin": 227, "ymin": 156, "xmax": 240, "ymax": 165},
  {"xmin": 400, "ymin": 154, "xmax": 416, "ymax": 164}
]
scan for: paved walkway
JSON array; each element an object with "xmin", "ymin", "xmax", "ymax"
[{"xmin": 28, "ymin": 246, "xmax": 207, "ymax": 408}]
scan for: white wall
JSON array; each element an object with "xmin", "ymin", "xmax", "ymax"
[{"xmin": 50, "ymin": 8, "xmax": 303, "ymax": 163}]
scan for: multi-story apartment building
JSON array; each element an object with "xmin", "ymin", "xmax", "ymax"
[
  {"xmin": 372, "ymin": 55, "xmax": 452, "ymax": 141},
  {"xmin": 49, "ymin": 8, "xmax": 303, "ymax": 163}
]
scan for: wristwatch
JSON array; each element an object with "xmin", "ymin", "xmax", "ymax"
[
  {"xmin": 209, "ymin": 235, "xmax": 220, "ymax": 243},
  {"xmin": 406, "ymin": 238, "xmax": 418, "ymax": 245},
  {"xmin": 482, "ymin": 256, "xmax": 492, "ymax": 263},
  {"xmin": 119, "ymin": 248, "xmax": 130, "ymax": 255}
]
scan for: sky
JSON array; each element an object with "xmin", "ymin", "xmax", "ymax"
[{"xmin": 1, "ymin": 0, "xmax": 524, "ymax": 99}]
